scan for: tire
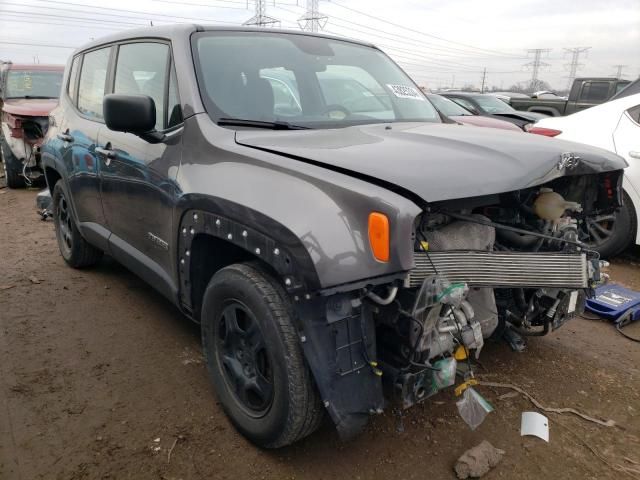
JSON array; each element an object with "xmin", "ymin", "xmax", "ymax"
[
  {"xmin": 0, "ymin": 136, "xmax": 26, "ymax": 189},
  {"xmin": 581, "ymin": 191, "xmax": 637, "ymax": 259},
  {"xmin": 52, "ymin": 181, "xmax": 103, "ymax": 268},
  {"xmin": 201, "ymin": 262, "xmax": 324, "ymax": 448}
]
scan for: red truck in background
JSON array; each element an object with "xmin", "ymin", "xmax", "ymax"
[{"xmin": 0, "ymin": 62, "xmax": 64, "ymax": 188}]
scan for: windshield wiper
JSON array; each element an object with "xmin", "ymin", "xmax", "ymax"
[{"xmin": 217, "ymin": 118, "xmax": 310, "ymax": 130}]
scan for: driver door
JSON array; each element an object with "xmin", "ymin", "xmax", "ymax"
[{"xmin": 97, "ymin": 41, "xmax": 183, "ymax": 296}]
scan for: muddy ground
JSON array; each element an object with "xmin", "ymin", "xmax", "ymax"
[{"xmin": 1, "ymin": 186, "xmax": 639, "ymax": 480}]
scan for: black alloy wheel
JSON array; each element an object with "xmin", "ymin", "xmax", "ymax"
[
  {"xmin": 217, "ymin": 300, "xmax": 274, "ymax": 416},
  {"xmin": 56, "ymin": 188, "xmax": 74, "ymax": 257},
  {"xmin": 52, "ymin": 181, "xmax": 103, "ymax": 268}
]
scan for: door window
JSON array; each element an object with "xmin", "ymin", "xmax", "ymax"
[
  {"xmin": 77, "ymin": 47, "xmax": 111, "ymax": 120},
  {"xmin": 114, "ymin": 42, "xmax": 169, "ymax": 130}
]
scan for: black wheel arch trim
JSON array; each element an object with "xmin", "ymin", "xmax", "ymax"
[{"xmin": 176, "ymin": 195, "xmax": 322, "ymax": 312}]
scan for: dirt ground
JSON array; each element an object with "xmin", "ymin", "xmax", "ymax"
[{"xmin": 1, "ymin": 186, "xmax": 640, "ymax": 480}]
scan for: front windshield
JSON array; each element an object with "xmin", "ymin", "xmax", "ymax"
[
  {"xmin": 427, "ymin": 94, "xmax": 473, "ymax": 116},
  {"xmin": 473, "ymin": 95, "xmax": 516, "ymax": 114},
  {"xmin": 5, "ymin": 70, "xmax": 63, "ymax": 99},
  {"xmin": 193, "ymin": 31, "xmax": 440, "ymax": 128}
]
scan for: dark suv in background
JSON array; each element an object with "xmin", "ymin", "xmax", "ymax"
[{"xmin": 42, "ymin": 25, "xmax": 625, "ymax": 448}]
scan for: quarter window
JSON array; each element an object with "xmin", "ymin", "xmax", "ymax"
[
  {"xmin": 77, "ymin": 47, "xmax": 111, "ymax": 120},
  {"xmin": 114, "ymin": 42, "xmax": 169, "ymax": 130},
  {"xmin": 627, "ymin": 105, "xmax": 640, "ymax": 124},
  {"xmin": 167, "ymin": 63, "xmax": 182, "ymax": 128},
  {"xmin": 67, "ymin": 56, "xmax": 80, "ymax": 104}
]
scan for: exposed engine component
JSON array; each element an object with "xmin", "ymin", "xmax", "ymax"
[
  {"xmin": 533, "ymin": 188, "xmax": 582, "ymax": 221},
  {"xmin": 371, "ymin": 174, "xmax": 614, "ymax": 410}
]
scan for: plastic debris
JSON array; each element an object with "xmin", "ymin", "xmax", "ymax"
[
  {"xmin": 454, "ymin": 440, "xmax": 505, "ymax": 479},
  {"xmin": 521, "ymin": 411, "xmax": 549, "ymax": 442},
  {"xmin": 432, "ymin": 357, "xmax": 457, "ymax": 390},
  {"xmin": 456, "ymin": 387, "xmax": 493, "ymax": 430}
]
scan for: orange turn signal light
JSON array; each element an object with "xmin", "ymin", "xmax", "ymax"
[{"xmin": 368, "ymin": 212, "xmax": 390, "ymax": 262}]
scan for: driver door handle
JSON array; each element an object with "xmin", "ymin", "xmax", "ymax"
[
  {"xmin": 630, "ymin": 151, "xmax": 640, "ymax": 160},
  {"xmin": 95, "ymin": 145, "xmax": 115, "ymax": 166}
]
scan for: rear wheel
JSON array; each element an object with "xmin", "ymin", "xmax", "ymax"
[
  {"xmin": 579, "ymin": 191, "xmax": 637, "ymax": 259},
  {"xmin": 0, "ymin": 137, "xmax": 26, "ymax": 189},
  {"xmin": 201, "ymin": 262, "xmax": 323, "ymax": 448},
  {"xmin": 52, "ymin": 181, "xmax": 103, "ymax": 268}
]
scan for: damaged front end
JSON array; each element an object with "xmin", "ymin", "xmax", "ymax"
[
  {"xmin": 374, "ymin": 170, "xmax": 619, "ymax": 408},
  {"xmin": 308, "ymin": 170, "xmax": 619, "ymax": 437},
  {"xmin": 1, "ymin": 111, "xmax": 50, "ymax": 184}
]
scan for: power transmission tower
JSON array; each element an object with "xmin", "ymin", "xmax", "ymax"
[
  {"xmin": 612, "ymin": 64, "xmax": 627, "ymax": 79},
  {"xmin": 297, "ymin": 0, "xmax": 327, "ymax": 32},
  {"xmin": 243, "ymin": 0, "xmax": 280, "ymax": 28},
  {"xmin": 524, "ymin": 48, "xmax": 551, "ymax": 91},
  {"xmin": 480, "ymin": 68, "xmax": 487, "ymax": 93},
  {"xmin": 563, "ymin": 46, "xmax": 590, "ymax": 91}
]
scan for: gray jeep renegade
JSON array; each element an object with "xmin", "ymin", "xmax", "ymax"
[{"xmin": 41, "ymin": 24, "xmax": 626, "ymax": 447}]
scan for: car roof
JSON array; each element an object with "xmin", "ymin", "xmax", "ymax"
[
  {"xmin": 574, "ymin": 77, "xmax": 630, "ymax": 82},
  {"xmin": 74, "ymin": 24, "xmax": 376, "ymax": 55},
  {"xmin": 5, "ymin": 63, "xmax": 64, "ymax": 71}
]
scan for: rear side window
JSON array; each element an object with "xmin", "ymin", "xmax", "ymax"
[
  {"xmin": 627, "ymin": 105, "xmax": 640, "ymax": 124},
  {"xmin": 67, "ymin": 56, "xmax": 80, "ymax": 104},
  {"xmin": 114, "ymin": 42, "xmax": 169, "ymax": 130},
  {"xmin": 580, "ymin": 82, "xmax": 609, "ymax": 102},
  {"xmin": 78, "ymin": 47, "xmax": 111, "ymax": 120}
]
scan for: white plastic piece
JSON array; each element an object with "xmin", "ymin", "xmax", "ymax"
[{"xmin": 521, "ymin": 412, "xmax": 549, "ymax": 442}]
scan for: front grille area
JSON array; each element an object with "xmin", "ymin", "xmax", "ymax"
[{"xmin": 410, "ymin": 250, "xmax": 589, "ymax": 288}]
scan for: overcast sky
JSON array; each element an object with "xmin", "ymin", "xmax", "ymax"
[{"xmin": 1, "ymin": 0, "xmax": 639, "ymax": 91}]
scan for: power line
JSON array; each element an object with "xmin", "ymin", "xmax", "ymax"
[
  {"xmin": 297, "ymin": 0, "xmax": 327, "ymax": 33},
  {"xmin": 0, "ymin": 40, "xmax": 76, "ymax": 49},
  {"xmin": 328, "ymin": 0, "xmax": 523, "ymax": 59},
  {"xmin": 274, "ymin": 3, "xmax": 526, "ymax": 60},
  {"xmin": 243, "ymin": 0, "xmax": 280, "ymax": 27},
  {"xmin": 0, "ymin": 13, "xmax": 120, "ymax": 31},
  {"xmin": 524, "ymin": 48, "xmax": 551, "ymax": 90},
  {"xmin": 13, "ymin": 0, "xmax": 241, "ymax": 25},
  {"xmin": 564, "ymin": 47, "xmax": 590, "ymax": 90},
  {"xmin": 0, "ymin": 9, "xmax": 156, "ymax": 27}
]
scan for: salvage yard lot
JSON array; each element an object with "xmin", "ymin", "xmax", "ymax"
[{"xmin": 1, "ymin": 187, "xmax": 640, "ymax": 480}]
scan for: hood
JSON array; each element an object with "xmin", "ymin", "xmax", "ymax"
[
  {"xmin": 451, "ymin": 115, "xmax": 522, "ymax": 132},
  {"xmin": 235, "ymin": 122, "xmax": 626, "ymax": 203},
  {"xmin": 2, "ymin": 98, "xmax": 58, "ymax": 117}
]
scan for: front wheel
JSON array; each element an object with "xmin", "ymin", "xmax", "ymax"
[
  {"xmin": 201, "ymin": 262, "xmax": 323, "ymax": 448},
  {"xmin": 52, "ymin": 181, "xmax": 103, "ymax": 268},
  {"xmin": 1, "ymin": 137, "xmax": 26, "ymax": 188}
]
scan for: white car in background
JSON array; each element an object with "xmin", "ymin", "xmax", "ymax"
[{"xmin": 531, "ymin": 93, "xmax": 640, "ymax": 257}]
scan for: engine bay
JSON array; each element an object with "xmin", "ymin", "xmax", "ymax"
[{"xmin": 367, "ymin": 170, "xmax": 621, "ymax": 407}]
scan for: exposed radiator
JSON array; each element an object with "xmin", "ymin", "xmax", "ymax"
[{"xmin": 410, "ymin": 250, "xmax": 589, "ymax": 288}]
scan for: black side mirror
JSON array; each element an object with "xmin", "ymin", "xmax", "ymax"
[{"xmin": 103, "ymin": 94, "xmax": 165, "ymax": 143}]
